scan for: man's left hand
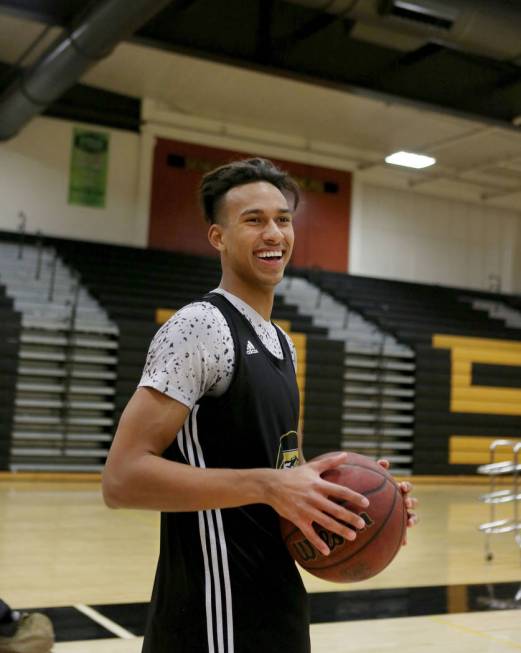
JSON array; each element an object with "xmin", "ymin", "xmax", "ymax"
[{"xmin": 377, "ymin": 459, "xmax": 418, "ymax": 545}]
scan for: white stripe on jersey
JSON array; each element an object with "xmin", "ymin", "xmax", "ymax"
[
  {"xmin": 214, "ymin": 510, "xmax": 234, "ymax": 653},
  {"xmin": 182, "ymin": 405, "xmax": 234, "ymax": 653}
]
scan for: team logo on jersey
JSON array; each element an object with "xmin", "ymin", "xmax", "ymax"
[
  {"xmin": 276, "ymin": 430, "xmax": 300, "ymax": 469},
  {"xmin": 246, "ymin": 340, "xmax": 259, "ymax": 355}
]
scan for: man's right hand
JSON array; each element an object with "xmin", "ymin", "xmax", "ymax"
[{"xmin": 265, "ymin": 452, "xmax": 369, "ymax": 557}]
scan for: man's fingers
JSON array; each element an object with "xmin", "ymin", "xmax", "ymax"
[
  {"xmin": 401, "ymin": 512, "xmax": 418, "ymax": 546},
  {"xmin": 399, "ymin": 481, "xmax": 412, "ymax": 494},
  {"xmin": 308, "ymin": 453, "xmax": 371, "ymax": 509},
  {"xmin": 321, "ymin": 479, "xmax": 369, "ymax": 509},
  {"xmin": 314, "ymin": 512, "xmax": 358, "ymax": 543},
  {"xmin": 405, "ymin": 497, "xmax": 418, "ymax": 510},
  {"xmin": 312, "ymin": 452, "xmax": 348, "ymax": 473},
  {"xmin": 299, "ymin": 521, "xmax": 331, "ymax": 557},
  {"xmin": 377, "ymin": 458, "xmax": 390, "ymax": 469},
  {"xmin": 298, "ymin": 510, "xmax": 360, "ymax": 557},
  {"xmin": 407, "ymin": 512, "xmax": 418, "ymax": 527},
  {"xmin": 314, "ymin": 496, "xmax": 366, "ymax": 533}
]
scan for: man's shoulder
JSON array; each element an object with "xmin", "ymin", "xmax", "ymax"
[
  {"xmin": 162, "ymin": 299, "xmax": 226, "ymax": 328},
  {"xmin": 150, "ymin": 299, "xmax": 229, "ymax": 349}
]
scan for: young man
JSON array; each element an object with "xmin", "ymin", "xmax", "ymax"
[{"xmin": 102, "ymin": 158, "xmax": 416, "ymax": 653}]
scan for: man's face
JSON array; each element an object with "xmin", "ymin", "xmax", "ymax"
[{"xmin": 209, "ymin": 181, "xmax": 295, "ymax": 288}]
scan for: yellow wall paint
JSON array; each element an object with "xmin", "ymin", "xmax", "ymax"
[
  {"xmin": 433, "ymin": 334, "xmax": 521, "ymax": 416},
  {"xmin": 449, "ymin": 436, "xmax": 521, "ymax": 464},
  {"xmin": 433, "ymin": 334, "xmax": 521, "ymax": 352}
]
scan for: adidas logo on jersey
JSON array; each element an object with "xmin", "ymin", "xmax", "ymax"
[{"xmin": 246, "ymin": 340, "xmax": 259, "ymax": 355}]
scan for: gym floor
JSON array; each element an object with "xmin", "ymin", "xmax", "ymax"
[{"xmin": 1, "ymin": 477, "xmax": 521, "ymax": 652}]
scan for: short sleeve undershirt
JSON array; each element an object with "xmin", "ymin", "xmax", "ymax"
[{"xmin": 138, "ymin": 287, "xmax": 297, "ymax": 410}]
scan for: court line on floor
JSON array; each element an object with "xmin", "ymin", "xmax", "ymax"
[
  {"xmin": 74, "ymin": 604, "xmax": 135, "ymax": 640},
  {"xmin": 429, "ymin": 615, "xmax": 521, "ymax": 650}
]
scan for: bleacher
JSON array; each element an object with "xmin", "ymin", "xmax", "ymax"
[
  {"xmin": 0, "ymin": 238, "xmax": 118, "ymax": 472},
  {"xmin": 277, "ymin": 276, "xmax": 415, "ymax": 472},
  {"xmin": 296, "ymin": 268, "xmax": 521, "ymax": 475},
  {"xmin": 56, "ymin": 240, "xmax": 330, "ymax": 437},
  {"xmin": 2, "ymin": 227, "xmax": 521, "ymax": 476},
  {"xmin": 300, "ymin": 271, "xmax": 521, "ymax": 344},
  {"xmin": 55, "ymin": 241, "xmax": 419, "ymax": 471}
]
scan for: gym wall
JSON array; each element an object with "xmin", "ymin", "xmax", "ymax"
[
  {"xmin": 0, "ymin": 116, "xmax": 142, "ymax": 246},
  {"xmin": 148, "ymin": 137, "xmax": 352, "ymax": 272},
  {"xmin": 350, "ymin": 182, "xmax": 521, "ymax": 294},
  {"xmin": 2, "ymin": 114, "xmax": 521, "ymax": 292}
]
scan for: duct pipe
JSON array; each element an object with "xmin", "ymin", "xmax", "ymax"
[{"xmin": 0, "ymin": 0, "xmax": 173, "ymax": 141}]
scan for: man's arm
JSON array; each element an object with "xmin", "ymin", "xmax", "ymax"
[{"xmin": 102, "ymin": 387, "xmax": 370, "ymax": 556}]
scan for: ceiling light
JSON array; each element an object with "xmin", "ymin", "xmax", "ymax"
[{"xmin": 385, "ymin": 151, "xmax": 436, "ymax": 169}]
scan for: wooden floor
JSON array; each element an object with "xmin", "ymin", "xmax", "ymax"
[{"xmin": 1, "ymin": 476, "xmax": 521, "ymax": 652}]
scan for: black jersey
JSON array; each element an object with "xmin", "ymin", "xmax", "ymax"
[{"xmin": 142, "ymin": 292, "xmax": 310, "ymax": 653}]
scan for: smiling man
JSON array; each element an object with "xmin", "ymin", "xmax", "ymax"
[{"xmin": 102, "ymin": 158, "xmax": 415, "ymax": 653}]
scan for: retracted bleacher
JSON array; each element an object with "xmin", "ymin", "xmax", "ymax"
[
  {"xmin": 298, "ymin": 269, "xmax": 521, "ymax": 475},
  {"xmin": 0, "ymin": 236, "xmax": 118, "ymax": 472},
  {"xmin": 4, "ymin": 226, "xmax": 521, "ymax": 476},
  {"xmin": 57, "ymin": 240, "xmax": 329, "ymax": 441}
]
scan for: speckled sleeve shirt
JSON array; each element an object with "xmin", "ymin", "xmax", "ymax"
[{"xmin": 138, "ymin": 287, "xmax": 297, "ymax": 409}]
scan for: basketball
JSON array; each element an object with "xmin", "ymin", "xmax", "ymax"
[{"xmin": 280, "ymin": 452, "xmax": 407, "ymax": 583}]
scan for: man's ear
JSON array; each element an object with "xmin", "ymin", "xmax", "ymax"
[{"xmin": 208, "ymin": 223, "xmax": 225, "ymax": 252}]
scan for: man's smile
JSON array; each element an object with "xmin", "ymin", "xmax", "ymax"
[{"xmin": 254, "ymin": 248, "xmax": 285, "ymax": 262}]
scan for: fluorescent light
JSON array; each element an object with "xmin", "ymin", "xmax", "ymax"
[{"xmin": 385, "ymin": 151, "xmax": 436, "ymax": 169}]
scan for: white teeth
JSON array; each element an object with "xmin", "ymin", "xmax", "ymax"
[{"xmin": 257, "ymin": 251, "xmax": 282, "ymax": 258}]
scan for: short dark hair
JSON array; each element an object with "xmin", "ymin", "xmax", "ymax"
[{"xmin": 199, "ymin": 157, "xmax": 300, "ymax": 224}]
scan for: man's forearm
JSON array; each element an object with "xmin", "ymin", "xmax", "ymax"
[{"xmin": 102, "ymin": 453, "xmax": 278, "ymax": 512}]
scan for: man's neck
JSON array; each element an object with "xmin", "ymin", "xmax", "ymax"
[{"xmin": 219, "ymin": 277, "xmax": 275, "ymax": 321}]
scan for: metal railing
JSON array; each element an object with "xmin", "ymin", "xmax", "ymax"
[
  {"xmin": 478, "ymin": 439, "xmax": 521, "ymax": 562},
  {"xmin": 13, "ymin": 213, "xmax": 60, "ymax": 303}
]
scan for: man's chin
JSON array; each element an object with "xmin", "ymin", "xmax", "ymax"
[
  {"xmin": 255, "ymin": 271, "xmax": 284, "ymax": 288},
  {"xmin": 249, "ymin": 259, "xmax": 288, "ymax": 287}
]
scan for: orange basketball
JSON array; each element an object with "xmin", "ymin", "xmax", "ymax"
[{"xmin": 280, "ymin": 452, "xmax": 407, "ymax": 582}]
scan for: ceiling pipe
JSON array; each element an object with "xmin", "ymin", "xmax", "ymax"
[{"xmin": 0, "ymin": 0, "xmax": 173, "ymax": 141}]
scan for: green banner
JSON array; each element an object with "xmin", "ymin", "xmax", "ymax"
[{"xmin": 68, "ymin": 128, "xmax": 109, "ymax": 208}]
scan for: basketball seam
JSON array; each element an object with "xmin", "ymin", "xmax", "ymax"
[{"xmin": 362, "ymin": 476, "xmax": 387, "ymax": 497}]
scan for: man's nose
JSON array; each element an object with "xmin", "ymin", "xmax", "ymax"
[{"xmin": 263, "ymin": 219, "xmax": 283, "ymax": 241}]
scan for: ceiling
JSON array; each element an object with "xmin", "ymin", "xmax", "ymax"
[{"xmin": 2, "ymin": 0, "xmax": 521, "ymax": 212}]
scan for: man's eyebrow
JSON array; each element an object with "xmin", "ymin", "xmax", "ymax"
[{"xmin": 240, "ymin": 207, "xmax": 292, "ymax": 216}]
